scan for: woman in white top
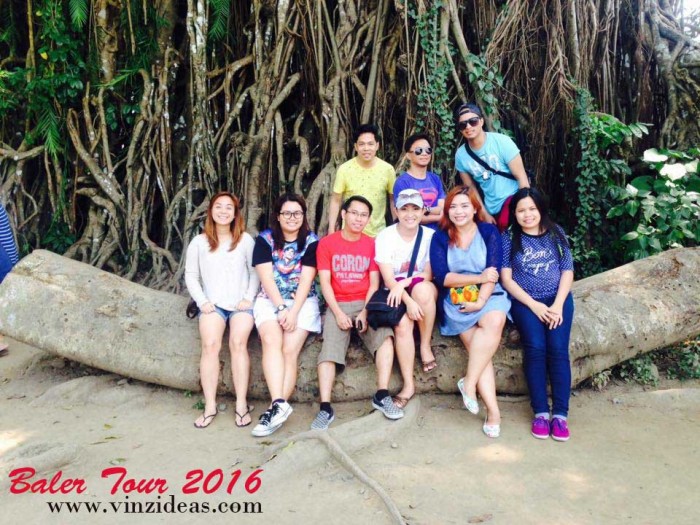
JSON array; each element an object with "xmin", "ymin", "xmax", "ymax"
[
  {"xmin": 375, "ymin": 189, "xmax": 438, "ymax": 408},
  {"xmin": 185, "ymin": 192, "xmax": 259, "ymax": 429}
]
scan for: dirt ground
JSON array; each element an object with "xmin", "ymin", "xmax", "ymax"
[{"xmin": 1, "ymin": 337, "xmax": 699, "ymax": 525}]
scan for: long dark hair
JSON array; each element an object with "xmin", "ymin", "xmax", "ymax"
[
  {"xmin": 270, "ymin": 193, "xmax": 311, "ymax": 249},
  {"xmin": 507, "ymin": 187, "xmax": 567, "ymax": 262}
]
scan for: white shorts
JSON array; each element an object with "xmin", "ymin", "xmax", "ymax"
[{"xmin": 253, "ymin": 296, "xmax": 322, "ymax": 333}]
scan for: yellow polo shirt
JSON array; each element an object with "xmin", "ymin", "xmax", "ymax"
[{"xmin": 332, "ymin": 157, "xmax": 396, "ymax": 237}]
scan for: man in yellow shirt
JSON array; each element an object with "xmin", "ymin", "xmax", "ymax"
[{"xmin": 328, "ymin": 124, "xmax": 396, "ymax": 237}]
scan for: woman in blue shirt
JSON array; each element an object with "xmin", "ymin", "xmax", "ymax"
[
  {"xmin": 430, "ymin": 186, "xmax": 510, "ymax": 438},
  {"xmin": 1, "ymin": 202, "xmax": 20, "ymax": 355},
  {"xmin": 500, "ymin": 188, "xmax": 574, "ymax": 441}
]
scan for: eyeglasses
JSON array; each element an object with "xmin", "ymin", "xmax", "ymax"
[
  {"xmin": 279, "ymin": 211, "xmax": 304, "ymax": 219},
  {"xmin": 346, "ymin": 210, "xmax": 370, "ymax": 219},
  {"xmin": 410, "ymin": 147, "xmax": 433, "ymax": 156},
  {"xmin": 457, "ymin": 117, "xmax": 481, "ymax": 131}
]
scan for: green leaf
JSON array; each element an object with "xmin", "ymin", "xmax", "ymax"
[
  {"xmin": 69, "ymin": 0, "xmax": 88, "ymax": 30},
  {"xmin": 621, "ymin": 232, "xmax": 639, "ymax": 241}
]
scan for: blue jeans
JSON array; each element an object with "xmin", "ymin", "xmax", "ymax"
[{"xmin": 511, "ymin": 293, "xmax": 574, "ymax": 418}]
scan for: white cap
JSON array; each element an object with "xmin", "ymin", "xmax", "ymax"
[{"xmin": 396, "ymin": 189, "xmax": 424, "ymax": 209}]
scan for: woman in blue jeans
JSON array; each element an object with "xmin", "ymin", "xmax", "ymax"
[{"xmin": 500, "ymin": 188, "xmax": 574, "ymax": 441}]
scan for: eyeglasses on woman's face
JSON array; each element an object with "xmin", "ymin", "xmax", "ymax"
[
  {"xmin": 279, "ymin": 210, "xmax": 304, "ymax": 219},
  {"xmin": 457, "ymin": 117, "xmax": 481, "ymax": 131}
]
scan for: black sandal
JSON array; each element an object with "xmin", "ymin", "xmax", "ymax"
[
  {"xmin": 235, "ymin": 405, "xmax": 254, "ymax": 427},
  {"xmin": 194, "ymin": 410, "xmax": 217, "ymax": 429}
]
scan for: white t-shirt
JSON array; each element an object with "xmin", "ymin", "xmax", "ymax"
[
  {"xmin": 374, "ymin": 225, "xmax": 434, "ymax": 278},
  {"xmin": 185, "ymin": 232, "xmax": 259, "ymax": 310}
]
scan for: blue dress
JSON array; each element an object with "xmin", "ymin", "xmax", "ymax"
[{"xmin": 440, "ymin": 231, "xmax": 511, "ymax": 336}]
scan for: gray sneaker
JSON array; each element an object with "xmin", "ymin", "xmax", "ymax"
[
  {"xmin": 372, "ymin": 395, "xmax": 404, "ymax": 420},
  {"xmin": 310, "ymin": 410, "xmax": 335, "ymax": 430}
]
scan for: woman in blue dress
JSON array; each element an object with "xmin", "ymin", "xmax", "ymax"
[{"xmin": 430, "ymin": 186, "xmax": 510, "ymax": 438}]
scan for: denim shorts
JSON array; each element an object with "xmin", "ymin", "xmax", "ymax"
[{"xmin": 201, "ymin": 305, "xmax": 253, "ymax": 323}]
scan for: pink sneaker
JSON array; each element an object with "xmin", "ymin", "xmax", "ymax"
[
  {"xmin": 550, "ymin": 417, "xmax": 570, "ymax": 442},
  {"xmin": 531, "ymin": 416, "xmax": 550, "ymax": 439}
]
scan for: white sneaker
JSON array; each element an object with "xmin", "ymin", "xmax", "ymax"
[
  {"xmin": 268, "ymin": 401, "xmax": 293, "ymax": 427},
  {"xmin": 251, "ymin": 408, "xmax": 282, "ymax": 437}
]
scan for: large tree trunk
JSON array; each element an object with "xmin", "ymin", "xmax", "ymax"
[{"xmin": 0, "ymin": 248, "xmax": 698, "ymax": 400}]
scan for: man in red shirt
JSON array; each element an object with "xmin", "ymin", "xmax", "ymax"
[{"xmin": 312, "ymin": 196, "xmax": 404, "ymax": 429}]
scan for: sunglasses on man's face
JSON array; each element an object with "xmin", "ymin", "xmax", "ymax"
[
  {"xmin": 457, "ymin": 117, "xmax": 481, "ymax": 131},
  {"xmin": 410, "ymin": 147, "xmax": 432, "ymax": 156}
]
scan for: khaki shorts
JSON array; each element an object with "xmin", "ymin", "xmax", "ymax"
[{"xmin": 318, "ymin": 300, "xmax": 393, "ymax": 367}]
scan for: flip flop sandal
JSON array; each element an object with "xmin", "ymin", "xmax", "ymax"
[
  {"xmin": 0, "ymin": 348, "xmax": 8, "ymax": 358},
  {"xmin": 235, "ymin": 405, "xmax": 254, "ymax": 428},
  {"xmin": 392, "ymin": 395, "xmax": 413, "ymax": 409},
  {"xmin": 194, "ymin": 410, "xmax": 218, "ymax": 429}
]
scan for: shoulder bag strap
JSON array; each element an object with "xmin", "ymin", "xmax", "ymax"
[
  {"xmin": 406, "ymin": 226, "xmax": 424, "ymax": 278},
  {"xmin": 464, "ymin": 143, "xmax": 517, "ymax": 182}
]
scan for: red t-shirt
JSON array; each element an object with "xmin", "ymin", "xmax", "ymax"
[{"xmin": 316, "ymin": 231, "xmax": 378, "ymax": 302}]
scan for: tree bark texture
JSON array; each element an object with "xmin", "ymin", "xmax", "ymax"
[
  {"xmin": 1, "ymin": 248, "xmax": 697, "ymax": 400},
  {"xmin": 1, "ymin": 1, "xmax": 699, "ymax": 288}
]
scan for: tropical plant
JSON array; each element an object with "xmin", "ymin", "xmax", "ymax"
[{"xmin": 609, "ymin": 148, "xmax": 700, "ymax": 260}]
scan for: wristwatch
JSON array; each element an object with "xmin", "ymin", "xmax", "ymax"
[
  {"xmin": 424, "ymin": 206, "xmax": 431, "ymax": 216},
  {"xmin": 276, "ymin": 304, "xmax": 288, "ymax": 313}
]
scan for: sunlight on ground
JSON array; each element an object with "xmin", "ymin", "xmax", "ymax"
[
  {"xmin": 469, "ymin": 443, "xmax": 523, "ymax": 463},
  {"xmin": 0, "ymin": 430, "xmax": 30, "ymax": 458}
]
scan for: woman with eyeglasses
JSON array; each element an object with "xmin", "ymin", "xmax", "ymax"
[
  {"xmin": 430, "ymin": 186, "xmax": 510, "ymax": 438},
  {"xmin": 393, "ymin": 133, "xmax": 446, "ymax": 231},
  {"xmin": 250, "ymin": 193, "xmax": 321, "ymax": 437},
  {"xmin": 185, "ymin": 192, "xmax": 259, "ymax": 429},
  {"xmin": 375, "ymin": 189, "xmax": 438, "ymax": 401},
  {"xmin": 454, "ymin": 103, "xmax": 529, "ymax": 232}
]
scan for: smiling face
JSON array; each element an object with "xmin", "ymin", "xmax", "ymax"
[
  {"xmin": 278, "ymin": 201, "xmax": 305, "ymax": 236},
  {"xmin": 397, "ymin": 203, "xmax": 422, "ymax": 230},
  {"xmin": 354, "ymin": 132, "xmax": 380, "ymax": 163},
  {"xmin": 341, "ymin": 200, "xmax": 371, "ymax": 235},
  {"xmin": 457, "ymin": 112, "xmax": 484, "ymax": 142},
  {"xmin": 407, "ymin": 138, "xmax": 432, "ymax": 169},
  {"xmin": 211, "ymin": 195, "xmax": 236, "ymax": 226},
  {"xmin": 514, "ymin": 196, "xmax": 541, "ymax": 233},
  {"xmin": 447, "ymin": 194, "xmax": 476, "ymax": 227}
]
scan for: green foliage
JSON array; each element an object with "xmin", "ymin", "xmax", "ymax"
[
  {"xmin": 618, "ymin": 354, "xmax": 658, "ymax": 386},
  {"xmin": 0, "ymin": 1, "xmax": 86, "ymax": 156},
  {"xmin": 467, "ymin": 53, "xmax": 504, "ymax": 133},
  {"xmin": 570, "ymin": 89, "xmax": 647, "ymax": 277},
  {"xmin": 209, "ymin": 0, "xmax": 231, "ymax": 42},
  {"xmin": 192, "ymin": 399, "xmax": 206, "ymax": 411},
  {"xmin": 590, "ymin": 369, "xmax": 612, "ymax": 391},
  {"xmin": 68, "ymin": 0, "xmax": 88, "ymax": 30},
  {"xmin": 409, "ymin": 1, "xmax": 456, "ymax": 171},
  {"xmin": 40, "ymin": 218, "xmax": 76, "ymax": 254},
  {"xmin": 666, "ymin": 338, "xmax": 700, "ymax": 380},
  {"xmin": 608, "ymin": 148, "xmax": 700, "ymax": 260}
]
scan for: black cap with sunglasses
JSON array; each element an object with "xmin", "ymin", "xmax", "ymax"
[{"xmin": 454, "ymin": 103, "xmax": 484, "ymax": 131}]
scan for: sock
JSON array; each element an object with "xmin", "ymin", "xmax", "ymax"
[
  {"xmin": 374, "ymin": 389, "xmax": 389, "ymax": 403},
  {"xmin": 273, "ymin": 398, "xmax": 286, "ymax": 406},
  {"xmin": 535, "ymin": 412, "xmax": 550, "ymax": 420},
  {"xmin": 320, "ymin": 402, "xmax": 333, "ymax": 416},
  {"xmin": 552, "ymin": 415, "xmax": 567, "ymax": 421}
]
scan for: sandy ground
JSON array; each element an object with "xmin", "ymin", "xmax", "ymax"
[{"xmin": 1, "ymin": 337, "xmax": 699, "ymax": 525}]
